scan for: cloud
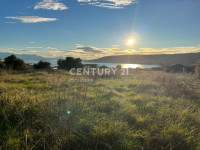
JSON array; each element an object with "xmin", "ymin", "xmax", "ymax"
[
  {"xmin": 26, "ymin": 46, "xmax": 58, "ymax": 50},
  {"xmin": 77, "ymin": 0, "xmax": 137, "ymax": 9},
  {"xmin": 34, "ymin": 0, "xmax": 68, "ymax": 10},
  {"xmin": 76, "ymin": 45, "xmax": 102, "ymax": 53},
  {"xmin": 26, "ymin": 47, "xmax": 43, "ymax": 49},
  {"xmin": 6, "ymin": 16, "xmax": 58, "ymax": 23},
  {"xmin": 1, "ymin": 45, "xmax": 200, "ymax": 60}
]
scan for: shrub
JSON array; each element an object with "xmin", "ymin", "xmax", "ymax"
[
  {"xmin": 165, "ymin": 64, "xmax": 194, "ymax": 73},
  {"xmin": 57, "ymin": 57, "xmax": 83, "ymax": 70},
  {"xmin": 4, "ymin": 55, "xmax": 26, "ymax": 70},
  {"xmin": 33, "ymin": 61, "xmax": 52, "ymax": 71},
  {"xmin": 0, "ymin": 60, "xmax": 5, "ymax": 69}
]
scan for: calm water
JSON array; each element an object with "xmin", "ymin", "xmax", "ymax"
[
  {"xmin": 83, "ymin": 62, "xmax": 159, "ymax": 69},
  {"xmin": 25, "ymin": 60, "xmax": 159, "ymax": 69}
]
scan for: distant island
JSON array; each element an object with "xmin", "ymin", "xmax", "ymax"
[{"xmin": 88, "ymin": 53, "xmax": 200, "ymax": 66}]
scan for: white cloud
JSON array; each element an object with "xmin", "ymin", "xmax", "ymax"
[
  {"xmin": 26, "ymin": 47, "xmax": 43, "ymax": 49},
  {"xmin": 77, "ymin": 0, "xmax": 137, "ymax": 9},
  {"xmin": 5, "ymin": 16, "xmax": 58, "ymax": 23},
  {"xmin": 34, "ymin": 0, "xmax": 68, "ymax": 10},
  {"xmin": 26, "ymin": 46, "xmax": 58, "ymax": 50}
]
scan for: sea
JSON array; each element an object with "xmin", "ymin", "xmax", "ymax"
[
  {"xmin": 25, "ymin": 60, "xmax": 159, "ymax": 69},
  {"xmin": 82, "ymin": 62, "xmax": 159, "ymax": 69}
]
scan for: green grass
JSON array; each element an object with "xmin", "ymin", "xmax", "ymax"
[{"xmin": 0, "ymin": 70, "xmax": 200, "ymax": 150}]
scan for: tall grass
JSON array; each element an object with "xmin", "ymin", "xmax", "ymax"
[{"xmin": 0, "ymin": 70, "xmax": 200, "ymax": 149}]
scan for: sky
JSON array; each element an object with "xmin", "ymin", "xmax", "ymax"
[{"xmin": 0, "ymin": 0, "xmax": 200, "ymax": 59}]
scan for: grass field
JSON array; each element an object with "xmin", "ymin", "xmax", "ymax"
[{"xmin": 0, "ymin": 70, "xmax": 200, "ymax": 150}]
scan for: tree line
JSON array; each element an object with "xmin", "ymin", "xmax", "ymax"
[
  {"xmin": 1, "ymin": 54, "xmax": 200, "ymax": 79},
  {"xmin": 0, "ymin": 55, "xmax": 83, "ymax": 71}
]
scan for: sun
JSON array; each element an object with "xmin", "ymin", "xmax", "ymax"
[{"xmin": 128, "ymin": 38, "xmax": 135, "ymax": 45}]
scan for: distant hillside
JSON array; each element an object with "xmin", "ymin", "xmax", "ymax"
[
  {"xmin": 88, "ymin": 53, "xmax": 200, "ymax": 65},
  {"xmin": 0, "ymin": 52, "xmax": 63, "ymax": 66},
  {"xmin": 0, "ymin": 52, "xmax": 44, "ymax": 63}
]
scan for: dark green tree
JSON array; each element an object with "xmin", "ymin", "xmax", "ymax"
[
  {"xmin": 33, "ymin": 61, "xmax": 51, "ymax": 70},
  {"xmin": 0, "ymin": 60, "xmax": 5, "ymax": 69},
  {"xmin": 4, "ymin": 55, "xmax": 26, "ymax": 70},
  {"xmin": 57, "ymin": 57, "xmax": 83, "ymax": 70}
]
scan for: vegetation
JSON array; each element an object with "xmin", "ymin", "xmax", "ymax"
[
  {"xmin": 4, "ymin": 55, "xmax": 27, "ymax": 70},
  {"xmin": 0, "ymin": 60, "xmax": 5, "ymax": 69},
  {"xmin": 33, "ymin": 61, "xmax": 52, "ymax": 71},
  {"xmin": 152, "ymin": 64, "xmax": 195, "ymax": 73},
  {"xmin": 1, "ymin": 55, "xmax": 84, "ymax": 72},
  {"xmin": 0, "ymin": 70, "xmax": 200, "ymax": 149},
  {"xmin": 195, "ymin": 61, "xmax": 200, "ymax": 80},
  {"xmin": 0, "ymin": 55, "xmax": 34, "ymax": 71},
  {"xmin": 57, "ymin": 57, "xmax": 83, "ymax": 70}
]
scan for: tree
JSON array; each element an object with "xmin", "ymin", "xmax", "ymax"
[
  {"xmin": 195, "ymin": 61, "xmax": 200, "ymax": 80},
  {"xmin": 33, "ymin": 61, "xmax": 51, "ymax": 71},
  {"xmin": 57, "ymin": 57, "xmax": 83, "ymax": 70},
  {"xmin": 0, "ymin": 60, "xmax": 5, "ymax": 69},
  {"xmin": 4, "ymin": 55, "xmax": 26, "ymax": 70}
]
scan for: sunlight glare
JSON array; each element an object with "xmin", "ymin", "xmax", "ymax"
[
  {"xmin": 122, "ymin": 64, "xmax": 142, "ymax": 69},
  {"xmin": 128, "ymin": 38, "xmax": 135, "ymax": 45}
]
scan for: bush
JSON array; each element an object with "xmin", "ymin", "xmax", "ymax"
[
  {"xmin": 4, "ymin": 55, "xmax": 26, "ymax": 70},
  {"xmin": 152, "ymin": 64, "xmax": 195, "ymax": 73},
  {"xmin": 33, "ymin": 61, "xmax": 52, "ymax": 71},
  {"xmin": 0, "ymin": 60, "xmax": 5, "ymax": 69},
  {"xmin": 25, "ymin": 64, "xmax": 34, "ymax": 71},
  {"xmin": 57, "ymin": 57, "xmax": 83, "ymax": 70},
  {"xmin": 167, "ymin": 64, "xmax": 194, "ymax": 73}
]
